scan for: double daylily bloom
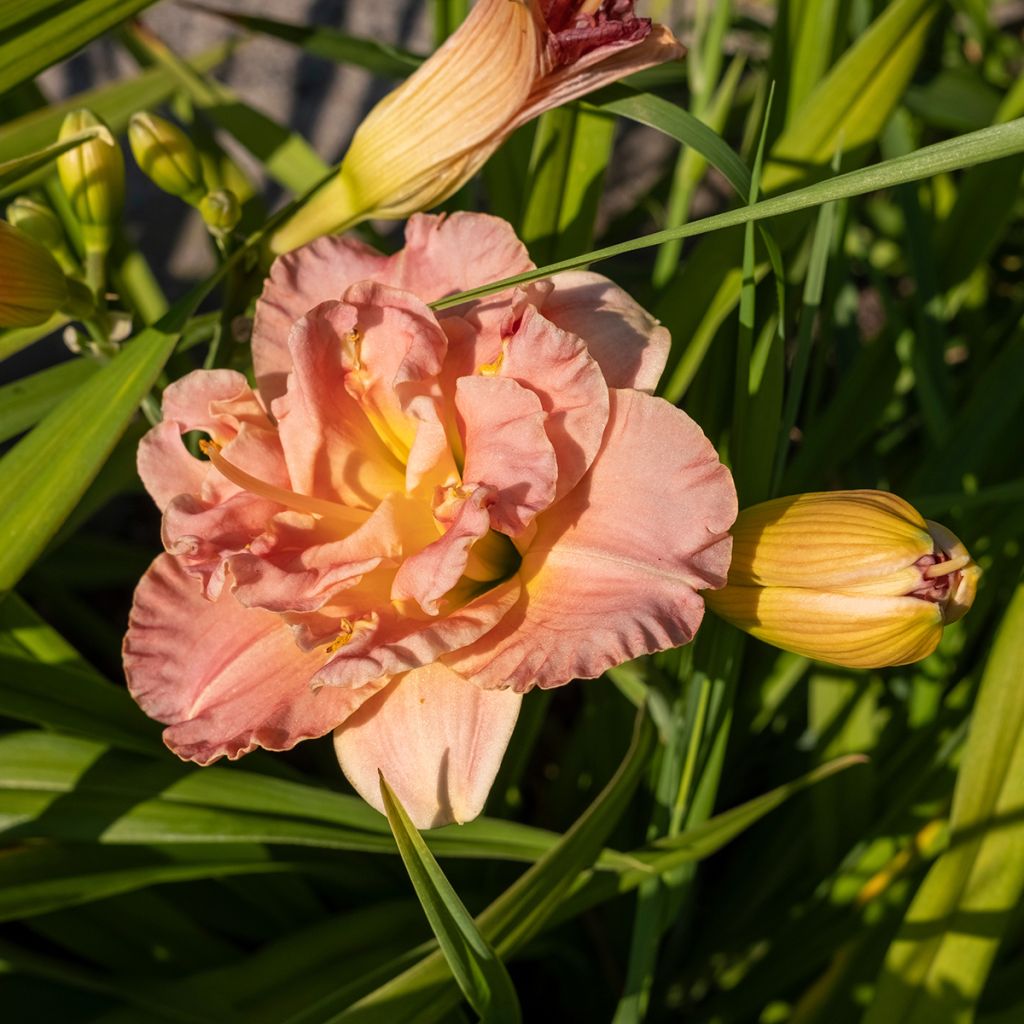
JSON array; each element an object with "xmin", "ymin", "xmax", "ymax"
[
  {"xmin": 270, "ymin": 0, "xmax": 683, "ymax": 253},
  {"xmin": 124, "ymin": 213, "xmax": 736, "ymax": 827}
]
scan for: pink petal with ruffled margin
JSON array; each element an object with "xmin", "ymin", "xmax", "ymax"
[
  {"xmin": 542, "ymin": 271, "xmax": 670, "ymax": 392},
  {"xmin": 275, "ymin": 302, "xmax": 406, "ymax": 508},
  {"xmin": 500, "ymin": 305, "xmax": 609, "ymax": 499},
  {"xmin": 333, "ymin": 661, "xmax": 522, "ymax": 828},
  {"xmin": 124, "ymin": 554, "xmax": 383, "ymax": 765},
  {"xmin": 390, "ymin": 484, "xmax": 495, "ymax": 614},
  {"xmin": 318, "ymin": 576, "xmax": 520, "ymax": 690},
  {"xmin": 252, "ymin": 214, "xmax": 535, "ymax": 407},
  {"xmin": 457, "ymin": 375, "xmax": 558, "ymax": 536},
  {"xmin": 253, "ymin": 235, "xmax": 391, "ymax": 405},
  {"xmin": 446, "ymin": 389, "xmax": 737, "ymax": 692}
]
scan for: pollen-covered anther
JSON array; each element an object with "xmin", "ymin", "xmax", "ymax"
[
  {"xmin": 324, "ymin": 613, "xmax": 377, "ymax": 655},
  {"xmin": 477, "ymin": 348, "xmax": 505, "ymax": 376}
]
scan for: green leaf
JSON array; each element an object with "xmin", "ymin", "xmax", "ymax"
[
  {"xmin": 0, "ymin": 315, "xmax": 69, "ymax": 363},
  {"xmin": 0, "ymin": 0, "xmax": 162, "ymax": 96},
  {"xmin": 331, "ymin": 712, "xmax": 657, "ymax": 1022},
  {"xmin": 186, "ymin": 5, "xmax": 423, "ymax": 78},
  {"xmin": 764, "ymin": 0, "xmax": 943, "ymax": 192},
  {"xmin": 432, "ymin": 118, "xmax": 1024, "ymax": 311},
  {"xmin": 380, "ymin": 775, "xmax": 521, "ymax": 1024},
  {"xmin": 0, "ymin": 126, "xmax": 108, "ymax": 191},
  {"xmin": 866, "ymin": 578, "xmax": 1024, "ymax": 1024},
  {"xmin": 0, "ymin": 358, "xmax": 99, "ymax": 444}
]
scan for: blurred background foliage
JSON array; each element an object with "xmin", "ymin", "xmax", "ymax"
[{"xmin": 1, "ymin": 0, "xmax": 1023, "ymax": 1021}]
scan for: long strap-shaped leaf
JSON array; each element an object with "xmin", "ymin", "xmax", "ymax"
[
  {"xmin": 431, "ymin": 117, "xmax": 1024, "ymax": 311},
  {"xmin": 0, "ymin": 0, "xmax": 161, "ymax": 96},
  {"xmin": 381, "ymin": 775, "xmax": 521, "ymax": 1024}
]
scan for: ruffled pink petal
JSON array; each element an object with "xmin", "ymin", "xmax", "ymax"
[
  {"xmin": 500, "ymin": 305, "xmax": 609, "ymax": 499},
  {"xmin": 124, "ymin": 554, "xmax": 384, "ymax": 765},
  {"xmin": 391, "ymin": 485, "xmax": 495, "ymax": 615},
  {"xmin": 228, "ymin": 498, "xmax": 405, "ymax": 614},
  {"xmin": 391, "ymin": 212, "xmax": 534, "ymax": 305},
  {"xmin": 275, "ymin": 302, "xmax": 407, "ymax": 508},
  {"xmin": 333, "ymin": 661, "xmax": 522, "ymax": 828},
  {"xmin": 161, "ymin": 491, "xmax": 282, "ymax": 600},
  {"xmin": 446, "ymin": 388, "xmax": 737, "ymax": 691},
  {"xmin": 339, "ymin": 281, "xmax": 449, "ymax": 457},
  {"xmin": 318, "ymin": 577, "xmax": 520, "ymax": 690},
  {"xmin": 138, "ymin": 421, "xmax": 209, "ymax": 511},
  {"xmin": 457, "ymin": 375, "xmax": 558, "ymax": 536},
  {"xmin": 252, "ymin": 235, "xmax": 391, "ymax": 406},
  {"xmin": 138, "ymin": 370, "xmax": 278, "ymax": 511},
  {"xmin": 541, "ymin": 271, "xmax": 671, "ymax": 392}
]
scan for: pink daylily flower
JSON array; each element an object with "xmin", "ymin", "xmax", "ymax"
[{"xmin": 124, "ymin": 213, "xmax": 736, "ymax": 828}]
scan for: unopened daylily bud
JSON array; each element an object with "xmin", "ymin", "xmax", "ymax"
[
  {"xmin": 6, "ymin": 196, "xmax": 64, "ymax": 250},
  {"xmin": 57, "ymin": 109, "xmax": 125, "ymax": 255},
  {"xmin": 199, "ymin": 189, "xmax": 241, "ymax": 238},
  {"xmin": 129, "ymin": 112, "xmax": 206, "ymax": 205},
  {"xmin": 270, "ymin": 0, "xmax": 683, "ymax": 253},
  {"xmin": 0, "ymin": 219, "xmax": 69, "ymax": 327},
  {"xmin": 705, "ymin": 491, "xmax": 981, "ymax": 669}
]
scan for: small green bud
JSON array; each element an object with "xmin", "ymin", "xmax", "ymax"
[
  {"xmin": 0, "ymin": 219, "xmax": 69, "ymax": 327},
  {"xmin": 128, "ymin": 112, "xmax": 206, "ymax": 206},
  {"xmin": 6, "ymin": 196, "xmax": 65, "ymax": 250},
  {"xmin": 199, "ymin": 189, "xmax": 241, "ymax": 239},
  {"xmin": 57, "ymin": 109, "xmax": 125, "ymax": 255}
]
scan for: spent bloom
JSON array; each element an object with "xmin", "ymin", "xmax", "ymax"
[
  {"xmin": 270, "ymin": 0, "xmax": 682, "ymax": 253},
  {"xmin": 705, "ymin": 490, "xmax": 980, "ymax": 669},
  {"xmin": 124, "ymin": 213, "xmax": 735, "ymax": 827}
]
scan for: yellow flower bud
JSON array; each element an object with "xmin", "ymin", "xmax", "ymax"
[
  {"xmin": 199, "ymin": 189, "xmax": 241, "ymax": 238},
  {"xmin": 6, "ymin": 196, "xmax": 65, "ymax": 250},
  {"xmin": 128, "ymin": 112, "xmax": 206, "ymax": 206},
  {"xmin": 705, "ymin": 491, "xmax": 981, "ymax": 669},
  {"xmin": 57, "ymin": 109, "xmax": 125, "ymax": 255},
  {"xmin": 0, "ymin": 219, "xmax": 70, "ymax": 327}
]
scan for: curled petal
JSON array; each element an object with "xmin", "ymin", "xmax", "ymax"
[
  {"xmin": 447, "ymin": 389, "xmax": 736, "ymax": 691},
  {"xmin": 124, "ymin": 555, "xmax": 383, "ymax": 764},
  {"xmin": 333, "ymin": 661, "xmax": 522, "ymax": 828},
  {"xmin": 457, "ymin": 375, "xmax": 558, "ymax": 536},
  {"xmin": 541, "ymin": 271, "xmax": 670, "ymax": 392},
  {"xmin": 500, "ymin": 305, "xmax": 609, "ymax": 499}
]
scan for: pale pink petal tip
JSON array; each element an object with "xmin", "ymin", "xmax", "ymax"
[{"xmin": 334, "ymin": 663, "xmax": 522, "ymax": 829}]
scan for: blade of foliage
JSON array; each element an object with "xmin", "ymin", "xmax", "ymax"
[
  {"xmin": 519, "ymin": 104, "xmax": 615, "ymax": 263},
  {"xmin": 433, "ymin": 0, "xmax": 469, "ymax": 45},
  {"xmin": 0, "ymin": 731, "xmax": 569, "ymax": 863},
  {"xmin": 0, "ymin": 358, "xmax": 98, "ymax": 444},
  {"xmin": 329, "ymin": 712, "xmax": 656, "ymax": 1022},
  {"xmin": 433, "ymin": 118, "xmax": 1024, "ymax": 310},
  {"xmin": 866, "ymin": 578, "xmax": 1024, "ymax": 1023},
  {"xmin": 184, "ymin": 4, "xmax": 423, "ymax": 78},
  {"xmin": 0, "ymin": 315, "xmax": 69, "ymax": 363},
  {"xmin": 380, "ymin": 775, "xmax": 521, "ymax": 1024},
  {"xmin": 765, "ymin": 0, "xmax": 942, "ymax": 191},
  {"xmin": 0, "ymin": 0, "xmax": 161, "ymax": 96},
  {"xmin": 0, "ymin": 126, "xmax": 108, "ymax": 191}
]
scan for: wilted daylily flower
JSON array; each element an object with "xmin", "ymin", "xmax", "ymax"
[
  {"xmin": 705, "ymin": 490, "xmax": 980, "ymax": 669},
  {"xmin": 270, "ymin": 0, "xmax": 682, "ymax": 253},
  {"xmin": 124, "ymin": 213, "xmax": 735, "ymax": 828}
]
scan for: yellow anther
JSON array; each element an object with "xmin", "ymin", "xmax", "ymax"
[
  {"xmin": 198, "ymin": 438, "xmax": 222, "ymax": 457},
  {"xmin": 923, "ymin": 555, "xmax": 972, "ymax": 579},
  {"xmin": 477, "ymin": 350, "xmax": 504, "ymax": 376},
  {"xmin": 325, "ymin": 618, "xmax": 355, "ymax": 655}
]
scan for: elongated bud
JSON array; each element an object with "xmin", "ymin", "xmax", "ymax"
[
  {"xmin": 705, "ymin": 491, "xmax": 981, "ymax": 669},
  {"xmin": 6, "ymin": 196, "xmax": 64, "ymax": 250},
  {"xmin": 199, "ymin": 189, "xmax": 240, "ymax": 239},
  {"xmin": 128, "ymin": 112, "xmax": 206, "ymax": 205},
  {"xmin": 57, "ymin": 109, "xmax": 125, "ymax": 255},
  {"xmin": 0, "ymin": 219, "xmax": 70, "ymax": 327}
]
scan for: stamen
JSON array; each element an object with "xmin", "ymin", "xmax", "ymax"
[
  {"xmin": 923, "ymin": 555, "xmax": 971, "ymax": 579},
  {"xmin": 199, "ymin": 440, "xmax": 369, "ymax": 528},
  {"xmin": 325, "ymin": 618, "xmax": 355, "ymax": 654},
  {"xmin": 578, "ymin": 0, "xmax": 604, "ymax": 15}
]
